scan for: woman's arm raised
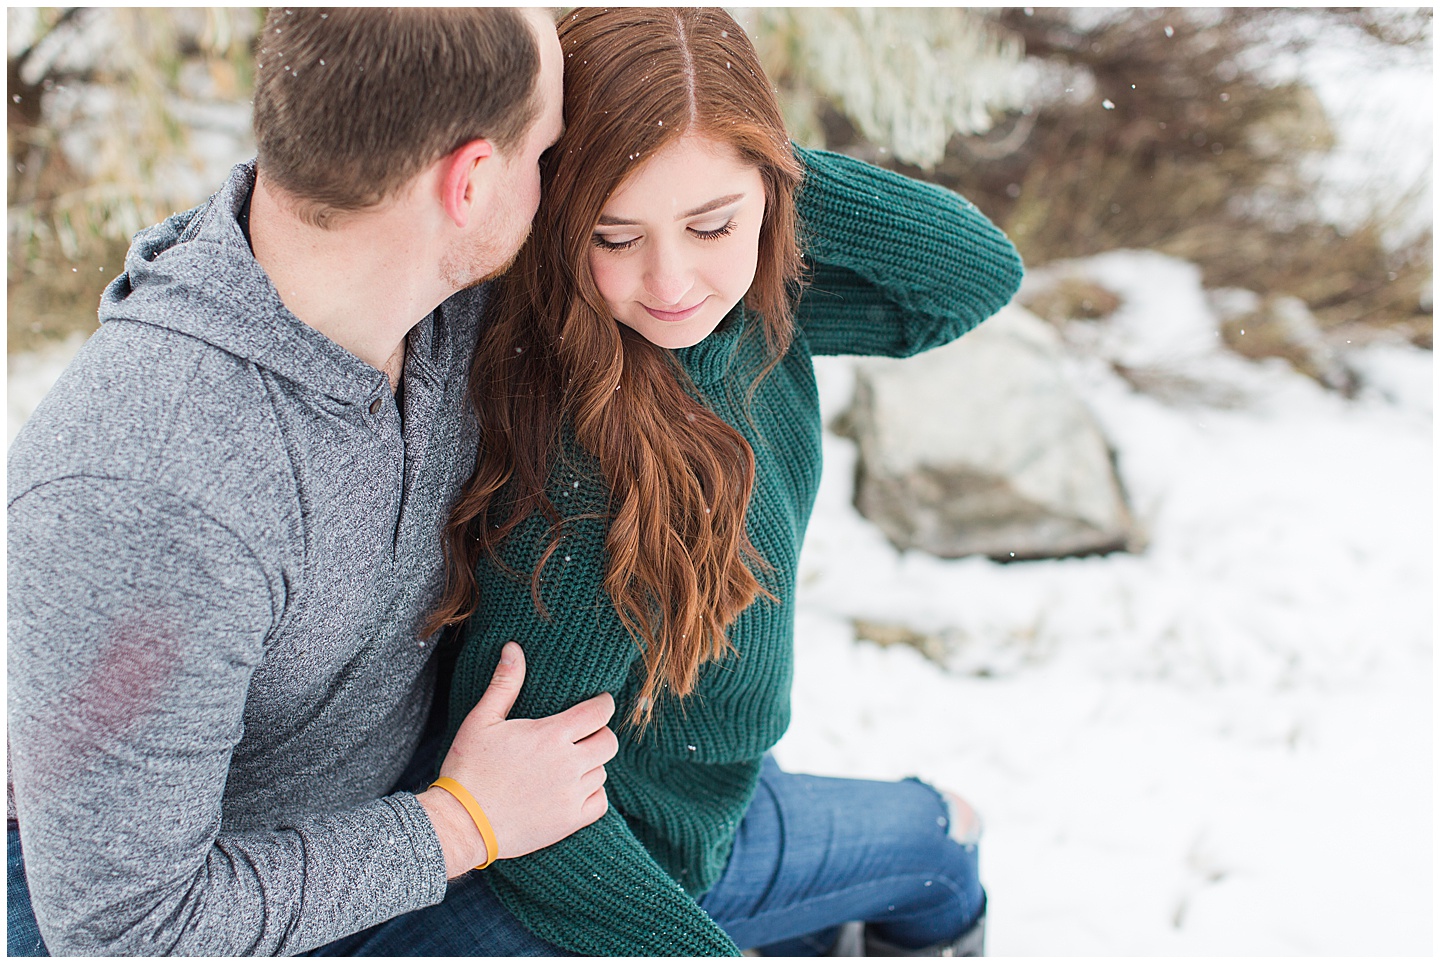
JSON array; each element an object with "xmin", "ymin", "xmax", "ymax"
[{"xmin": 793, "ymin": 145, "xmax": 1024, "ymax": 358}]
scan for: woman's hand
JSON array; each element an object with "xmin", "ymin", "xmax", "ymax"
[{"xmin": 418, "ymin": 642, "xmax": 618, "ymax": 876}]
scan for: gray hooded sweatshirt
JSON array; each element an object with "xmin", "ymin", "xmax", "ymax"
[{"xmin": 7, "ymin": 161, "xmax": 485, "ymax": 954}]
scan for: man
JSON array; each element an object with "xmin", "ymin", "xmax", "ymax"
[{"xmin": 7, "ymin": 8, "xmax": 610, "ymax": 955}]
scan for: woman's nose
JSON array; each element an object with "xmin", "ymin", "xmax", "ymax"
[{"xmin": 643, "ymin": 245, "xmax": 694, "ymax": 307}]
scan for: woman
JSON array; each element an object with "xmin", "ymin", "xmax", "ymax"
[{"xmin": 426, "ymin": 7, "xmax": 1022, "ymax": 957}]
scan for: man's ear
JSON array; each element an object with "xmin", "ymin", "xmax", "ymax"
[{"xmin": 440, "ymin": 139, "xmax": 495, "ymax": 229}]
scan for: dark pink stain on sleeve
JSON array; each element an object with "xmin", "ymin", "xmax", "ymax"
[
  {"xmin": 72, "ymin": 612, "xmax": 186, "ymax": 737},
  {"xmin": 16, "ymin": 612, "xmax": 190, "ymax": 814}
]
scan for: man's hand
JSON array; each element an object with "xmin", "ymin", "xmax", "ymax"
[{"xmin": 417, "ymin": 642, "xmax": 617, "ymax": 877}]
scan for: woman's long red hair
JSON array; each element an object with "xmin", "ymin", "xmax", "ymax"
[{"xmin": 425, "ymin": 8, "xmax": 805, "ymax": 727}]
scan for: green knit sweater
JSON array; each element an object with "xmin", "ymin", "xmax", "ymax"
[{"xmin": 443, "ymin": 148, "xmax": 1023, "ymax": 956}]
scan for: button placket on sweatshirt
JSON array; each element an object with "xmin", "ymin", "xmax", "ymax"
[
  {"xmin": 363, "ymin": 385, "xmax": 406, "ymax": 560},
  {"xmin": 390, "ymin": 330, "xmax": 444, "ymax": 563}
]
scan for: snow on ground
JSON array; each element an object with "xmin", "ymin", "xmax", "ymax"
[
  {"xmin": 5, "ymin": 250, "xmax": 1431, "ymax": 954},
  {"xmin": 777, "ymin": 250, "xmax": 1433, "ymax": 955}
]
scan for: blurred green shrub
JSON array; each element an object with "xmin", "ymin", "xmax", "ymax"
[
  {"xmin": 7, "ymin": 6, "xmax": 1431, "ymax": 359},
  {"xmin": 7, "ymin": 7, "xmax": 261, "ymax": 353}
]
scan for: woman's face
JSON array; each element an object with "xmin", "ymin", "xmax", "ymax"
[{"xmin": 588, "ymin": 134, "xmax": 766, "ymax": 350}]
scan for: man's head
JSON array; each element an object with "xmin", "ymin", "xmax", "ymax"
[
  {"xmin": 437, "ymin": 9, "xmax": 564, "ymax": 291},
  {"xmin": 251, "ymin": 7, "xmax": 557, "ymax": 234}
]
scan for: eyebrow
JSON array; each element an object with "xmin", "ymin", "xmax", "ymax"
[{"xmin": 596, "ymin": 193, "xmax": 745, "ymax": 227}]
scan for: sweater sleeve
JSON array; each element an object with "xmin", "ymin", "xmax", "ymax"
[
  {"xmin": 445, "ymin": 485, "xmax": 742, "ymax": 957},
  {"xmin": 6, "ymin": 477, "xmax": 449, "ymax": 956},
  {"xmin": 793, "ymin": 146, "xmax": 1024, "ymax": 358}
]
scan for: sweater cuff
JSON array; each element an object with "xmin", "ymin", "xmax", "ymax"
[
  {"xmin": 385, "ymin": 791, "xmax": 452, "ymax": 907},
  {"xmin": 795, "ymin": 145, "xmax": 1023, "ymax": 325}
]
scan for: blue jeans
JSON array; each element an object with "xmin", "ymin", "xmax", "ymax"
[
  {"xmin": 702, "ymin": 756, "xmax": 985, "ymax": 955},
  {"xmin": 7, "ymin": 828, "xmax": 47, "ymax": 958},
  {"xmin": 9, "ymin": 757, "xmax": 982, "ymax": 956}
]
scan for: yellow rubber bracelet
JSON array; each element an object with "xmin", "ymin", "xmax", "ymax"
[{"xmin": 430, "ymin": 776, "xmax": 500, "ymax": 870}]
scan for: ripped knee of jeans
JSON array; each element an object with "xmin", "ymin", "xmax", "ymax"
[
  {"xmin": 938, "ymin": 786, "xmax": 984, "ymax": 848},
  {"xmin": 903, "ymin": 777, "xmax": 985, "ymax": 849}
]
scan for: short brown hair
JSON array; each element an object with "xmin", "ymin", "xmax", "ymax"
[{"xmin": 252, "ymin": 7, "xmax": 541, "ymax": 223}]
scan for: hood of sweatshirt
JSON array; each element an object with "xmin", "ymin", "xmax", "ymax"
[{"xmin": 98, "ymin": 160, "xmax": 389, "ymax": 406}]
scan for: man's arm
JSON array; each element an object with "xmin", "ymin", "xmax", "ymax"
[{"xmin": 7, "ymin": 476, "xmax": 615, "ymax": 954}]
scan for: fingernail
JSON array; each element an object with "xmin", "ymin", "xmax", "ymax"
[{"xmin": 499, "ymin": 642, "xmax": 518, "ymax": 666}]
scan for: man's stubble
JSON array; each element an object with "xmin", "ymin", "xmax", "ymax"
[{"xmin": 442, "ymin": 202, "xmax": 533, "ymax": 292}]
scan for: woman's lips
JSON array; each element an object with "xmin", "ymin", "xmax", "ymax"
[{"xmin": 643, "ymin": 298, "xmax": 707, "ymax": 322}]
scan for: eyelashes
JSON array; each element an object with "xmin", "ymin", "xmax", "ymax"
[
  {"xmin": 590, "ymin": 220, "xmax": 737, "ymax": 252},
  {"xmin": 691, "ymin": 220, "xmax": 737, "ymax": 241},
  {"xmin": 590, "ymin": 234, "xmax": 639, "ymax": 252}
]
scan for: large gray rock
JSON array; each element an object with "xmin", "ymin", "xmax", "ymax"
[{"xmin": 845, "ymin": 304, "xmax": 1136, "ymax": 560}]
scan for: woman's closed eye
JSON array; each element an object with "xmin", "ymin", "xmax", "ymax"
[
  {"xmin": 590, "ymin": 219, "xmax": 739, "ymax": 252},
  {"xmin": 591, "ymin": 233, "xmax": 640, "ymax": 252},
  {"xmin": 690, "ymin": 219, "xmax": 737, "ymax": 241}
]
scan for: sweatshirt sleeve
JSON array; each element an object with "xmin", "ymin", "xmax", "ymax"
[
  {"xmin": 445, "ymin": 482, "xmax": 742, "ymax": 957},
  {"xmin": 793, "ymin": 146, "xmax": 1025, "ymax": 358},
  {"xmin": 6, "ymin": 477, "xmax": 448, "ymax": 956}
]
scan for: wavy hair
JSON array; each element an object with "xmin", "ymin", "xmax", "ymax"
[{"xmin": 425, "ymin": 7, "xmax": 805, "ymax": 727}]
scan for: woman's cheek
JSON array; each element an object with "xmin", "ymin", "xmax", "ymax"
[
  {"xmin": 727, "ymin": 227, "xmax": 763, "ymax": 297},
  {"xmin": 588, "ymin": 250, "xmax": 625, "ymax": 315}
]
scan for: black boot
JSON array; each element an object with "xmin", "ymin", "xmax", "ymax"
[{"xmin": 861, "ymin": 908, "xmax": 986, "ymax": 957}]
